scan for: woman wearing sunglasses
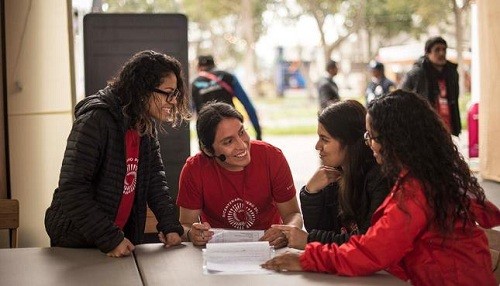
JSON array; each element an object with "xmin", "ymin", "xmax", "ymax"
[{"xmin": 45, "ymin": 50, "xmax": 190, "ymax": 257}]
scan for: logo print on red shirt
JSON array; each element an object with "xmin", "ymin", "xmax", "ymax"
[
  {"xmin": 123, "ymin": 158, "xmax": 138, "ymax": 195},
  {"xmin": 222, "ymin": 198, "xmax": 259, "ymax": 229}
]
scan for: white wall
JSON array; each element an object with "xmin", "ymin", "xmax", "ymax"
[
  {"xmin": 5, "ymin": 0, "xmax": 74, "ymax": 247},
  {"xmin": 477, "ymin": 0, "xmax": 500, "ymax": 181}
]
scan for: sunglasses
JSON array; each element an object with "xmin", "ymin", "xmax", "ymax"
[{"xmin": 153, "ymin": 88, "xmax": 181, "ymax": 102}]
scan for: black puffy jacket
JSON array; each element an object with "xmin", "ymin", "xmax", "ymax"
[
  {"xmin": 45, "ymin": 87, "xmax": 183, "ymax": 253},
  {"xmin": 400, "ymin": 56, "xmax": 461, "ymax": 136}
]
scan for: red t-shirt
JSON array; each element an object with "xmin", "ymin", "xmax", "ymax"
[
  {"xmin": 115, "ymin": 129, "xmax": 140, "ymax": 230},
  {"xmin": 436, "ymin": 79, "xmax": 452, "ymax": 132},
  {"xmin": 177, "ymin": 141, "xmax": 296, "ymax": 230}
]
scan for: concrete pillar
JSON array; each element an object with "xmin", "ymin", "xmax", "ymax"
[
  {"xmin": 5, "ymin": 0, "xmax": 74, "ymax": 247},
  {"xmin": 477, "ymin": 0, "xmax": 500, "ymax": 181}
]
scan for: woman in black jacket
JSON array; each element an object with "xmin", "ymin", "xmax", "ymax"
[
  {"xmin": 273, "ymin": 100, "xmax": 389, "ymax": 249},
  {"xmin": 45, "ymin": 50, "xmax": 190, "ymax": 257}
]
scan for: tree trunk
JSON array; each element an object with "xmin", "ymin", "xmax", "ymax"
[
  {"xmin": 92, "ymin": 0, "xmax": 102, "ymax": 12},
  {"xmin": 452, "ymin": 0, "xmax": 466, "ymax": 98},
  {"xmin": 241, "ymin": 0, "xmax": 257, "ymax": 98}
]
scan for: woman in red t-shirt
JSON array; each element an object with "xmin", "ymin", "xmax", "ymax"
[{"xmin": 177, "ymin": 102, "xmax": 303, "ymax": 248}]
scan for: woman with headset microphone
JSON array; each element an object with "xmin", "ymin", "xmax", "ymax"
[{"xmin": 176, "ymin": 102, "xmax": 303, "ymax": 248}]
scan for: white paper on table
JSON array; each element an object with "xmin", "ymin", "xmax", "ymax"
[
  {"xmin": 203, "ymin": 241, "xmax": 274, "ymax": 275},
  {"xmin": 208, "ymin": 228, "xmax": 264, "ymax": 243}
]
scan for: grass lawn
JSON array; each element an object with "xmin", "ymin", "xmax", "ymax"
[{"xmin": 251, "ymin": 89, "xmax": 318, "ymax": 136}]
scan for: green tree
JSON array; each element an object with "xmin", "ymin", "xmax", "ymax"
[
  {"xmin": 292, "ymin": 0, "xmax": 361, "ymax": 62},
  {"xmin": 290, "ymin": 0, "xmax": 461, "ymax": 62},
  {"xmin": 98, "ymin": 0, "xmax": 180, "ymax": 12},
  {"xmin": 450, "ymin": 0, "xmax": 472, "ymax": 97},
  {"xmin": 182, "ymin": 0, "xmax": 270, "ymax": 97},
  {"xmin": 98, "ymin": 0, "xmax": 271, "ymax": 97},
  {"xmin": 364, "ymin": 0, "xmax": 419, "ymax": 58}
]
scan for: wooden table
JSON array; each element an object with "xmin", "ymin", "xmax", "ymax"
[
  {"xmin": 134, "ymin": 243, "xmax": 408, "ymax": 286},
  {"xmin": 0, "ymin": 247, "xmax": 142, "ymax": 286}
]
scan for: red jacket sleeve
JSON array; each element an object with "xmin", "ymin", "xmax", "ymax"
[
  {"xmin": 472, "ymin": 199, "xmax": 500, "ymax": 228},
  {"xmin": 300, "ymin": 182, "xmax": 430, "ymax": 276}
]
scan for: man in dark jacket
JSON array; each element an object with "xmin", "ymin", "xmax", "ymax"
[
  {"xmin": 317, "ymin": 60, "xmax": 340, "ymax": 111},
  {"xmin": 400, "ymin": 36, "xmax": 461, "ymax": 136},
  {"xmin": 191, "ymin": 55, "xmax": 262, "ymax": 140}
]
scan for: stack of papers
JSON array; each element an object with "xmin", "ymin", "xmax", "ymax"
[{"xmin": 203, "ymin": 241, "xmax": 274, "ymax": 275}]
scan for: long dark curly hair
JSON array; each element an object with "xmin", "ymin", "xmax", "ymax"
[
  {"xmin": 367, "ymin": 89, "xmax": 486, "ymax": 234},
  {"xmin": 108, "ymin": 50, "xmax": 191, "ymax": 136},
  {"xmin": 319, "ymin": 100, "xmax": 376, "ymax": 222}
]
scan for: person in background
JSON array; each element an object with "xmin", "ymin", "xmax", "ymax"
[
  {"xmin": 177, "ymin": 102, "xmax": 302, "ymax": 248},
  {"xmin": 191, "ymin": 55, "xmax": 262, "ymax": 140},
  {"xmin": 365, "ymin": 60, "xmax": 395, "ymax": 105},
  {"xmin": 262, "ymin": 90, "xmax": 500, "ymax": 286},
  {"xmin": 317, "ymin": 60, "xmax": 340, "ymax": 111},
  {"xmin": 272, "ymin": 100, "xmax": 389, "ymax": 250},
  {"xmin": 400, "ymin": 36, "xmax": 461, "ymax": 136},
  {"xmin": 45, "ymin": 50, "xmax": 190, "ymax": 257}
]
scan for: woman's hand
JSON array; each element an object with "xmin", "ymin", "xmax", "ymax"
[
  {"xmin": 158, "ymin": 232, "xmax": 182, "ymax": 248},
  {"xmin": 306, "ymin": 166, "xmax": 342, "ymax": 193},
  {"xmin": 107, "ymin": 238, "xmax": 135, "ymax": 258},
  {"xmin": 271, "ymin": 224, "xmax": 308, "ymax": 250},
  {"xmin": 260, "ymin": 227, "xmax": 288, "ymax": 249},
  {"xmin": 189, "ymin": 222, "xmax": 213, "ymax": 246},
  {"xmin": 261, "ymin": 252, "xmax": 303, "ymax": 272}
]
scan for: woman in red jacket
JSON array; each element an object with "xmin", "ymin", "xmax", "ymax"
[{"xmin": 262, "ymin": 90, "xmax": 500, "ymax": 285}]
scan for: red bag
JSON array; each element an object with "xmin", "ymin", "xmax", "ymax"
[{"xmin": 468, "ymin": 103, "xmax": 479, "ymax": 158}]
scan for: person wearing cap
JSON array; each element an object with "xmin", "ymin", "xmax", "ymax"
[
  {"xmin": 365, "ymin": 60, "xmax": 395, "ymax": 105},
  {"xmin": 317, "ymin": 60, "xmax": 340, "ymax": 111},
  {"xmin": 191, "ymin": 55, "xmax": 262, "ymax": 140},
  {"xmin": 400, "ymin": 36, "xmax": 461, "ymax": 136}
]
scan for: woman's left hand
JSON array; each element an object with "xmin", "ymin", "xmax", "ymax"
[
  {"xmin": 271, "ymin": 224, "xmax": 308, "ymax": 250},
  {"xmin": 260, "ymin": 227, "xmax": 288, "ymax": 249},
  {"xmin": 261, "ymin": 252, "xmax": 303, "ymax": 272},
  {"xmin": 158, "ymin": 232, "xmax": 182, "ymax": 248}
]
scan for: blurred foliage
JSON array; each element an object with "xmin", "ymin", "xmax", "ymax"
[
  {"xmin": 103, "ymin": 0, "xmax": 180, "ymax": 12},
  {"xmin": 459, "ymin": 92, "xmax": 471, "ymax": 130},
  {"xmin": 285, "ymin": 0, "xmax": 357, "ymax": 60},
  {"xmin": 100, "ymin": 0, "xmax": 467, "ymax": 65},
  {"xmin": 101, "ymin": 0, "xmax": 271, "ymax": 66},
  {"xmin": 285, "ymin": 0, "xmax": 455, "ymax": 60},
  {"xmin": 365, "ymin": 0, "xmax": 417, "ymax": 38}
]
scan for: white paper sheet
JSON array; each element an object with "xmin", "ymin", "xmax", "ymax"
[
  {"xmin": 203, "ymin": 241, "xmax": 274, "ymax": 275},
  {"xmin": 208, "ymin": 228, "xmax": 264, "ymax": 243}
]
